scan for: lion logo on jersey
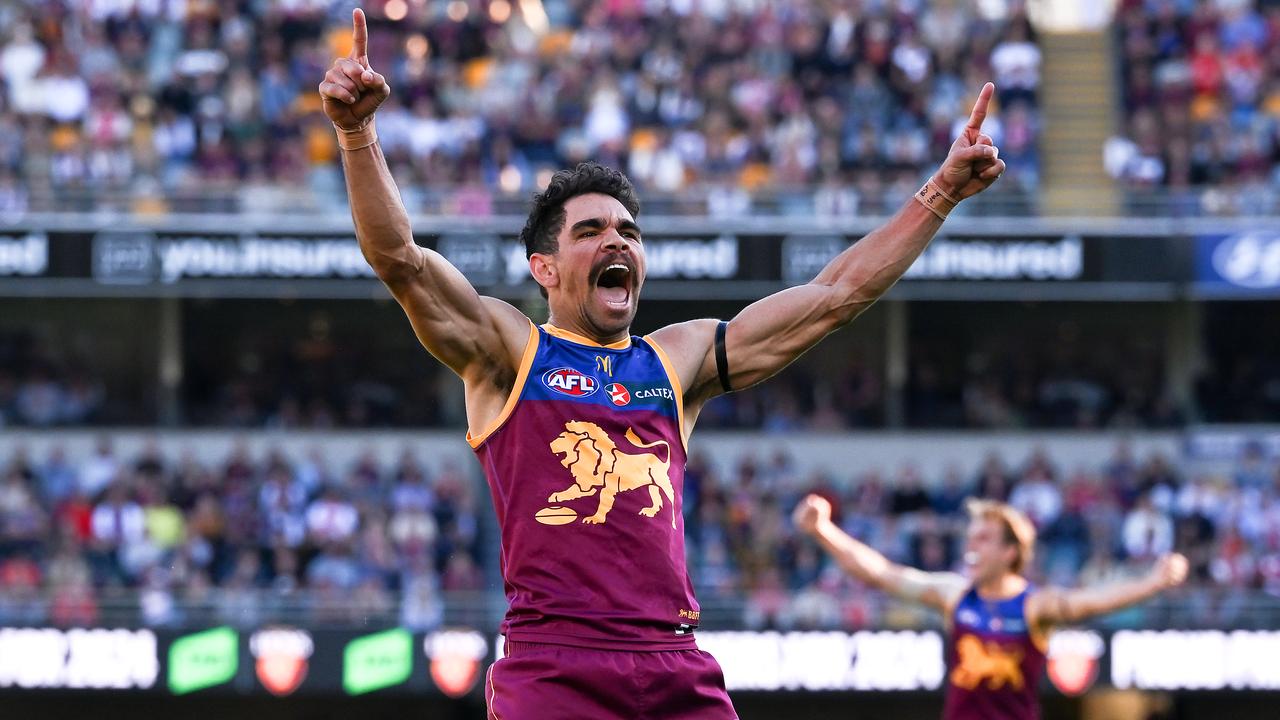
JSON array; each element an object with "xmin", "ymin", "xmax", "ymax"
[
  {"xmin": 546, "ymin": 421, "xmax": 676, "ymax": 528},
  {"xmin": 951, "ymin": 634, "xmax": 1025, "ymax": 691}
]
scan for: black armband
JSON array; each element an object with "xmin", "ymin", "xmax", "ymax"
[{"xmin": 715, "ymin": 320, "xmax": 732, "ymax": 393}]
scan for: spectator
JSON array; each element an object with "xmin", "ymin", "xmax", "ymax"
[
  {"xmin": 89, "ymin": 482, "xmax": 145, "ymax": 582},
  {"xmin": 306, "ymin": 485, "xmax": 359, "ymax": 546},
  {"xmin": 1008, "ymin": 462, "xmax": 1063, "ymax": 528},
  {"xmin": 1122, "ymin": 492, "xmax": 1175, "ymax": 561},
  {"xmin": 889, "ymin": 465, "xmax": 930, "ymax": 516},
  {"xmin": 79, "ymin": 437, "xmax": 119, "ymax": 498},
  {"xmin": 0, "ymin": 552, "xmax": 44, "ymax": 623},
  {"xmin": 38, "ymin": 445, "xmax": 78, "ymax": 507},
  {"xmin": 990, "ymin": 16, "xmax": 1041, "ymax": 107},
  {"xmin": 930, "ymin": 464, "xmax": 970, "ymax": 516},
  {"xmin": 400, "ymin": 569, "xmax": 444, "ymax": 631}
]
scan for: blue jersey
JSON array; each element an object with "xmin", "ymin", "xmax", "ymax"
[{"xmin": 470, "ymin": 322, "xmax": 697, "ymax": 649}]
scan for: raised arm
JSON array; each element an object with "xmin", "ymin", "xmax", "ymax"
[
  {"xmin": 793, "ymin": 495, "xmax": 967, "ymax": 614},
  {"xmin": 651, "ymin": 84, "xmax": 1004, "ymax": 417},
  {"xmin": 1028, "ymin": 553, "xmax": 1188, "ymax": 627},
  {"xmin": 319, "ymin": 9, "xmax": 527, "ymax": 386}
]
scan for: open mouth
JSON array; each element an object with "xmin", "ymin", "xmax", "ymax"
[{"xmin": 595, "ymin": 262, "xmax": 632, "ymax": 309}]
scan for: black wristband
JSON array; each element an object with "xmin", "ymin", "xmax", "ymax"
[{"xmin": 715, "ymin": 320, "xmax": 732, "ymax": 393}]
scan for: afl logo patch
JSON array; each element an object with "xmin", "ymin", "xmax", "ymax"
[
  {"xmin": 543, "ymin": 367, "xmax": 599, "ymax": 397},
  {"xmin": 605, "ymin": 383, "xmax": 631, "ymax": 406}
]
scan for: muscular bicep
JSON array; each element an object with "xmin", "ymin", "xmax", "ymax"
[
  {"xmin": 690, "ymin": 282, "xmax": 873, "ymax": 399},
  {"xmin": 648, "ymin": 282, "xmax": 876, "ymax": 426},
  {"xmin": 384, "ymin": 246, "xmax": 527, "ymax": 378}
]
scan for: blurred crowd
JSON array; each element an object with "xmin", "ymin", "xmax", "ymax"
[
  {"xmin": 8, "ymin": 343, "xmax": 1179, "ymax": 432},
  {"xmin": 0, "ymin": 335, "xmax": 1195, "ymax": 431},
  {"xmin": 688, "ymin": 440, "xmax": 1280, "ymax": 631},
  {"xmin": 1195, "ymin": 304, "xmax": 1280, "ymax": 423},
  {"xmin": 17, "ymin": 296, "xmax": 1280, "ymax": 429},
  {"xmin": 0, "ymin": 439, "xmax": 485, "ymax": 629},
  {"xmin": 906, "ymin": 328, "xmax": 1183, "ymax": 429},
  {"xmin": 703, "ymin": 333, "xmax": 1183, "ymax": 431},
  {"xmin": 0, "ymin": 0, "xmax": 1040, "ymax": 216},
  {"xmin": 0, "ymin": 329, "xmax": 107, "ymax": 427},
  {"xmin": 180, "ymin": 307, "xmax": 459, "ymax": 429},
  {"xmin": 1108, "ymin": 0, "xmax": 1280, "ymax": 214},
  {"xmin": 4, "ymin": 303, "xmax": 1201, "ymax": 431},
  {"xmin": 1, "ymin": 436, "xmax": 1278, "ymax": 631}
]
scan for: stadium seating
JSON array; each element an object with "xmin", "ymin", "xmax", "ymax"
[
  {"xmin": 0, "ymin": 437, "xmax": 1272, "ymax": 630},
  {"xmin": 0, "ymin": 1, "xmax": 1041, "ymax": 216}
]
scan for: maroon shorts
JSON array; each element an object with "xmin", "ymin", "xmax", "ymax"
[{"xmin": 485, "ymin": 640, "xmax": 738, "ymax": 720}]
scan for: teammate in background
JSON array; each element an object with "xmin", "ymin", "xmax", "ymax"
[
  {"xmin": 792, "ymin": 495, "xmax": 1189, "ymax": 720},
  {"xmin": 320, "ymin": 8, "xmax": 1005, "ymax": 718}
]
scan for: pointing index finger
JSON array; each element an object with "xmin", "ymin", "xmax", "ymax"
[
  {"xmin": 351, "ymin": 7, "xmax": 369, "ymax": 66},
  {"xmin": 966, "ymin": 82, "xmax": 995, "ymax": 132}
]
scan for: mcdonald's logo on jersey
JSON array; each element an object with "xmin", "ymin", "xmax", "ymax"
[
  {"xmin": 595, "ymin": 355, "xmax": 614, "ymax": 377},
  {"xmin": 542, "ymin": 368, "xmax": 599, "ymax": 397}
]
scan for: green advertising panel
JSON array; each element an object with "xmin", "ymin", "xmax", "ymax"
[
  {"xmin": 342, "ymin": 629, "xmax": 412, "ymax": 695},
  {"xmin": 168, "ymin": 627, "xmax": 238, "ymax": 695}
]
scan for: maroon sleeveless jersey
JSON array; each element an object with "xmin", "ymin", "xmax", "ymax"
[
  {"xmin": 470, "ymin": 322, "xmax": 699, "ymax": 650},
  {"xmin": 943, "ymin": 585, "xmax": 1048, "ymax": 720}
]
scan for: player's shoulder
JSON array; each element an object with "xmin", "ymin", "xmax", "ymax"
[
  {"xmin": 646, "ymin": 318, "xmax": 719, "ymax": 356},
  {"xmin": 646, "ymin": 318, "xmax": 720, "ymax": 372},
  {"xmin": 935, "ymin": 572, "xmax": 971, "ymax": 612},
  {"xmin": 644, "ymin": 318, "xmax": 721, "ymax": 403},
  {"xmin": 1022, "ymin": 585, "xmax": 1061, "ymax": 625}
]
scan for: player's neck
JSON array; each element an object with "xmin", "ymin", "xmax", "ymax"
[
  {"xmin": 975, "ymin": 572, "xmax": 1027, "ymax": 600},
  {"xmin": 545, "ymin": 312, "xmax": 630, "ymax": 346}
]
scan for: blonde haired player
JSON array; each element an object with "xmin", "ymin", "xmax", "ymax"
[{"xmin": 793, "ymin": 495, "xmax": 1187, "ymax": 720}]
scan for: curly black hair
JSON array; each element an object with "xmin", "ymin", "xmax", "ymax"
[{"xmin": 519, "ymin": 162, "xmax": 641, "ymax": 259}]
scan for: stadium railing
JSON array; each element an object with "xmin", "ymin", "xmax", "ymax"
[
  {"xmin": 11, "ymin": 185, "xmax": 1280, "ymax": 219},
  {"xmin": 1, "ymin": 588, "xmax": 1274, "ymax": 632}
]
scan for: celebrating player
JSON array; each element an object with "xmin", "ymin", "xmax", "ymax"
[
  {"xmin": 792, "ymin": 495, "xmax": 1189, "ymax": 720},
  {"xmin": 320, "ymin": 8, "xmax": 1005, "ymax": 718}
]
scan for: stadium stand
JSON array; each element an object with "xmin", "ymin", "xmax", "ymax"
[
  {"xmin": 0, "ymin": 436, "xmax": 1273, "ymax": 631},
  {"xmin": 1110, "ymin": 0, "xmax": 1280, "ymax": 215},
  {"xmin": 0, "ymin": 0, "xmax": 1040, "ymax": 215}
]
